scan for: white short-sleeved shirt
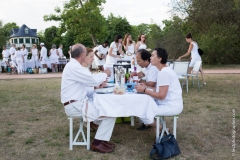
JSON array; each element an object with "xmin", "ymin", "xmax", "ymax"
[
  {"xmin": 15, "ymin": 50, "xmax": 24, "ymax": 58},
  {"xmin": 97, "ymin": 45, "xmax": 109, "ymax": 56},
  {"xmin": 9, "ymin": 47, "xmax": 16, "ymax": 59},
  {"xmin": 21, "ymin": 48, "xmax": 28, "ymax": 57},
  {"xmin": 58, "ymin": 48, "xmax": 63, "ymax": 58},
  {"xmin": 143, "ymin": 63, "xmax": 158, "ymax": 82},
  {"xmin": 2, "ymin": 49, "xmax": 10, "ymax": 58},
  {"xmin": 155, "ymin": 67, "xmax": 183, "ymax": 107}
]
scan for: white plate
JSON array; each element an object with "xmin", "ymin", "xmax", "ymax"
[
  {"xmin": 104, "ymin": 83, "xmax": 115, "ymax": 88},
  {"xmin": 95, "ymin": 88, "xmax": 114, "ymax": 94}
]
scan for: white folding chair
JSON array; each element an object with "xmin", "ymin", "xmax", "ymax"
[
  {"xmin": 68, "ymin": 117, "xmax": 90, "ymax": 150},
  {"xmin": 183, "ymin": 61, "xmax": 202, "ymax": 90},
  {"xmin": 169, "ymin": 63, "xmax": 174, "ymax": 69},
  {"xmin": 173, "ymin": 61, "xmax": 190, "ymax": 92},
  {"xmin": 155, "ymin": 115, "xmax": 178, "ymax": 143}
]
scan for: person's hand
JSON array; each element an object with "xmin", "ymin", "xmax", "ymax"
[
  {"xmin": 102, "ymin": 55, "xmax": 105, "ymax": 59},
  {"xmin": 98, "ymin": 57, "xmax": 102, "ymax": 60},
  {"xmin": 177, "ymin": 57, "xmax": 181, "ymax": 61},
  {"xmin": 135, "ymin": 83, "xmax": 146, "ymax": 92},
  {"xmin": 104, "ymin": 68, "xmax": 111, "ymax": 77},
  {"xmin": 99, "ymin": 81, "xmax": 107, "ymax": 88},
  {"xmin": 116, "ymin": 55, "xmax": 121, "ymax": 58},
  {"xmin": 138, "ymin": 71, "xmax": 144, "ymax": 79}
]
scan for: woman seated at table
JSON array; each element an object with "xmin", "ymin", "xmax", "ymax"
[{"xmin": 135, "ymin": 47, "xmax": 183, "ymax": 130}]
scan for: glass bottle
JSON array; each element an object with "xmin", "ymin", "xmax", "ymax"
[{"xmin": 132, "ymin": 67, "xmax": 138, "ymax": 83}]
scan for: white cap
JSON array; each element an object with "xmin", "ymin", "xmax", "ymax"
[{"xmin": 40, "ymin": 42, "xmax": 44, "ymax": 46}]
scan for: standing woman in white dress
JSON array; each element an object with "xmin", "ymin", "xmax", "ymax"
[
  {"xmin": 177, "ymin": 33, "xmax": 206, "ymax": 85},
  {"xmin": 21, "ymin": 44, "xmax": 28, "ymax": 73},
  {"xmin": 94, "ymin": 41, "xmax": 109, "ymax": 71},
  {"xmin": 49, "ymin": 44, "xmax": 59, "ymax": 72},
  {"xmin": 15, "ymin": 47, "xmax": 24, "ymax": 75},
  {"xmin": 106, "ymin": 35, "xmax": 124, "ymax": 65},
  {"xmin": 31, "ymin": 44, "xmax": 39, "ymax": 68},
  {"xmin": 135, "ymin": 34, "xmax": 147, "ymax": 52},
  {"xmin": 123, "ymin": 33, "xmax": 136, "ymax": 61}
]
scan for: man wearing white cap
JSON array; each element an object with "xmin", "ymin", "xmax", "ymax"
[
  {"xmin": 9, "ymin": 44, "xmax": 16, "ymax": 65},
  {"xmin": 40, "ymin": 42, "xmax": 47, "ymax": 68}
]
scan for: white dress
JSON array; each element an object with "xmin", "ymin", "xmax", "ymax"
[
  {"xmin": 125, "ymin": 43, "xmax": 135, "ymax": 61},
  {"xmin": 138, "ymin": 42, "xmax": 147, "ymax": 50},
  {"xmin": 49, "ymin": 49, "xmax": 59, "ymax": 64},
  {"xmin": 15, "ymin": 50, "xmax": 24, "ymax": 73},
  {"xmin": 106, "ymin": 42, "xmax": 122, "ymax": 65},
  {"xmin": 94, "ymin": 45, "xmax": 109, "ymax": 66},
  {"xmin": 31, "ymin": 49, "xmax": 38, "ymax": 60},
  {"xmin": 189, "ymin": 42, "xmax": 201, "ymax": 67},
  {"xmin": 40, "ymin": 47, "xmax": 47, "ymax": 64}
]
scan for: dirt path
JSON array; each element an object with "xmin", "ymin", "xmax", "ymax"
[{"xmin": 0, "ymin": 69, "xmax": 239, "ymax": 80}]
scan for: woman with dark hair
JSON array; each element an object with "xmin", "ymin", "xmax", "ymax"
[
  {"xmin": 135, "ymin": 33, "xmax": 147, "ymax": 52},
  {"xmin": 21, "ymin": 44, "xmax": 28, "ymax": 73},
  {"xmin": 177, "ymin": 33, "xmax": 206, "ymax": 86},
  {"xmin": 106, "ymin": 35, "xmax": 124, "ymax": 65},
  {"xmin": 123, "ymin": 33, "xmax": 136, "ymax": 61},
  {"xmin": 135, "ymin": 48, "xmax": 183, "ymax": 129},
  {"xmin": 94, "ymin": 41, "xmax": 109, "ymax": 71}
]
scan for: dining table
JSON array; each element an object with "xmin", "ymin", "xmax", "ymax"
[{"xmin": 93, "ymin": 87, "xmax": 158, "ymax": 123}]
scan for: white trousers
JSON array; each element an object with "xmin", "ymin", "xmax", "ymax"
[
  {"xmin": 22, "ymin": 56, "xmax": 28, "ymax": 71},
  {"xmin": 64, "ymin": 100, "xmax": 116, "ymax": 141},
  {"xmin": 32, "ymin": 60, "xmax": 39, "ymax": 68},
  {"xmin": 140, "ymin": 103, "xmax": 183, "ymax": 125},
  {"xmin": 16, "ymin": 58, "xmax": 23, "ymax": 73}
]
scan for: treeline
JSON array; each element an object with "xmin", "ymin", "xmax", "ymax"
[{"xmin": 1, "ymin": 0, "xmax": 240, "ymax": 64}]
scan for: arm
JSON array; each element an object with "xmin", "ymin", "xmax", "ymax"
[
  {"xmin": 135, "ymin": 42, "xmax": 140, "ymax": 52},
  {"xmin": 139, "ymin": 80, "xmax": 156, "ymax": 87},
  {"xmin": 178, "ymin": 43, "xmax": 193, "ymax": 60},
  {"xmin": 135, "ymin": 84, "xmax": 168, "ymax": 100},
  {"xmin": 118, "ymin": 45, "xmax": 124, "ymax": 55},
  {"xmin": 56, "ymin": 50, "xmax": 59, "ymax": 56},
  {"xmin": 94, "ymin": 49, "xmax": 102, "ymax": 60},
  {"xmin": 108, "ymin": 47, "xmax": 120, "ymax": 58},
  {"xmin": 49, "ymin": 50, "xmax": 51, "ymax": 56}
]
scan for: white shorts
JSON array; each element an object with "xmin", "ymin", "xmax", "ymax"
[{"xmin": 189, "ymin": 57, "xmax": 201, "ymax": 67}]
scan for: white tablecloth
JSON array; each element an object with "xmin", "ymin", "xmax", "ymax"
[
  {"xmin": 25, "ymin": 59, "xmax": 51, "ymax": 69},
  {"xmin": 93, "ymin": 92, "xmax": 158, "ymax": 123}
]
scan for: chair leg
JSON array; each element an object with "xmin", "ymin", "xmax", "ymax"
[
  {"xmin": 192, "ymin": 76, "xmax": 194, "ymax": 86},
  {"xmin": 197, "ymin": 75, "xmax": 200, "ymax": 90},
  {"xmin": 173, "ymin": 116, "xmax": 178, "ymax": 139},
  {"xmin": 87, "ymin": 121, "xmax": 90, "ymax": 150},
  {"xmin": 186, "ymin": 78, "xmax": 188, "ymax": 93},
  {"xmin": 155, "ymin": 117, "xmax": 160, "ymax": 144},
  {"xmin": 69, "ymin": 117, "xmax": 73, "ymax": 150},
  {"xmin": 130, "ymin": 116, "xmax": 134, "ymax": 126}
]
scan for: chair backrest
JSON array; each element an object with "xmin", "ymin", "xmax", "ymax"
[
  {"xmin": 166, "ymin": 62, "xmax": 170, "ymax": 66},
  {"xmin": 169, "ymin": 63, "xmax": 174, "ymax": 69},
  {"xmin": 173, "ymin": 61, "xmax": 189, "ymax": 75},
  {"xmin": 192, "ymin": 61, "xmax": 202, "ymax": 73}
]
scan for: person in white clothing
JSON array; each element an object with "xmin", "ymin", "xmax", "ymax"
[
  {"xmin": 61, "ymin": 44, "xmax": 116, "ymax": 153},
  {"xmin": 2, "ymin": 46, "xmax": 10, "ymax": 71},
  {"xmin": 105, "ymin": 35, "xmax": 124, "ymax": 65},
  {"xmin": 9, "ymin": 44, "xmax": 16, "ymax": 65},
  {"xmin": 58, "ymin": 44, "xmax": 63, "ymax": 58},
  {"xmin": 94, "ymin": 41, "xmax": 109, "ymax": 71},
  {"xmin": 68, "ymin": 46, "xmax": 72, "ymax": 60},
  {"xmin": 21, "ymin": 44, "xmax": 28, "ymax": 72},
  {"xmin": 40, "ymin": 42, "xmax": 48, "ymax": 68},
  {"xmin": 177, "ymin": 33, "xmax": 206, "ymax": 85},
  {"xmin": 15, "ymin": 47, "xmax": 24, "ymax": 75},
  {"xmin": 31, "ymin": 44, "xmax": 39, "ymax": 68},
  {"xmin": 123, "ymin": 33, "xmax": 136, "ymax": 61},
  {"xmin": 135, "ymin": 48, "xmax": 183, "ymax": 131},
  {"xmin": 49, "ymin": 44, "xmax": 59, "ymax": 72},
  {"xmin": 135, "ymin": 34, "xmax": 147, "ymax": 52}
]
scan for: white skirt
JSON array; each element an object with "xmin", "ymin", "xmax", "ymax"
[{"xmin": 50, "ymin": 56, "xmax": 59, "ymax": 64}]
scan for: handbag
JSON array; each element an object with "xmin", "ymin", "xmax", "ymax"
[
  {"xmin": 150, "ymin": 134, "xmax": 181, "ymax": 160},
  {"xmin": 198, "ymin": 48, "xmax": 204, "ymax": 56}
]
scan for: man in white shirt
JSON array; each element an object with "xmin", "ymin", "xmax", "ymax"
[
  {"xmin": 21, "ymin": 44, "xmax": 28, "ymax": 72},
  {"xmin": 135, "ymin": 49, "xmax": 158, "ymax": 131},
  {"xmin": 58, "ymin": 44, "xmax": 63, "ymax": 58},
  {"xmin": 9, "ymin": 43, "xmax": 16, "ymax": 65},
  {"xmin": 40, "ymin": 42, "xmax": 47, "ymax": 68},
  {"xmin": 2, "ymin": 45, "xmax": 10, "ymax": 62},
  {"xmin": 61, "ymin": 43, "xmax": 116, "ymax": 153}
]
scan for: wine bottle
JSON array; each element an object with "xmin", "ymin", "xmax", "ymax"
[
  {"xmin": 132, "ymin": 67, "xmax": 138, "ymax": 83},
  {"xmin": 125, "ymin": 70, "xmax": 130, "ymax": 83}
]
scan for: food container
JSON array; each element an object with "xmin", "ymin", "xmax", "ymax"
[{"xmin": 113, "ymin": 84, "xmax": 126, "ymax": 95}]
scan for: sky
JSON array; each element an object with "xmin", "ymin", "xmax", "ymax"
[{"xmin": 0, "ymin": 0, "xmax": 173, "ymax": 32}]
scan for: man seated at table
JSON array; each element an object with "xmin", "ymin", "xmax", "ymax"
[
  {"xmin": 135, "ymin": 49, "xmax": 158, "ymax": 131},
  {"xmin": 61, "ymin": 43, "xmax": 116, "ymax": 153}
]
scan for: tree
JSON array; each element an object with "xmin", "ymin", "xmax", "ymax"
[
  {"xmin": 44, "ymin": 0, "xmax": 106, "ymax": 46},
  {"xmin": 104, "ymin": 13, "xmax": 132, "ymax": 42}
]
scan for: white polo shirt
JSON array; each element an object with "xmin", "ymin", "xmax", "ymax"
[
  {"xmin": 9, "ymin": 47, "xmax": 16, "ymax": 59},
  {"xmin": 2, "ymin": 49, "xmax": 10, "ymax": 58},
  {"xmin": 143, "ymin": 63, "xmax": 158, "ymax": 82}
]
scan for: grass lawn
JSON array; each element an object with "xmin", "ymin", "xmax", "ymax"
[
  {"xmin": 203, "ymin": 64, "xmax": 240, "ymax": 69},
  {"xmin": 0, "ymin": 74, "xmax": 239, "ymax": 160}
]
